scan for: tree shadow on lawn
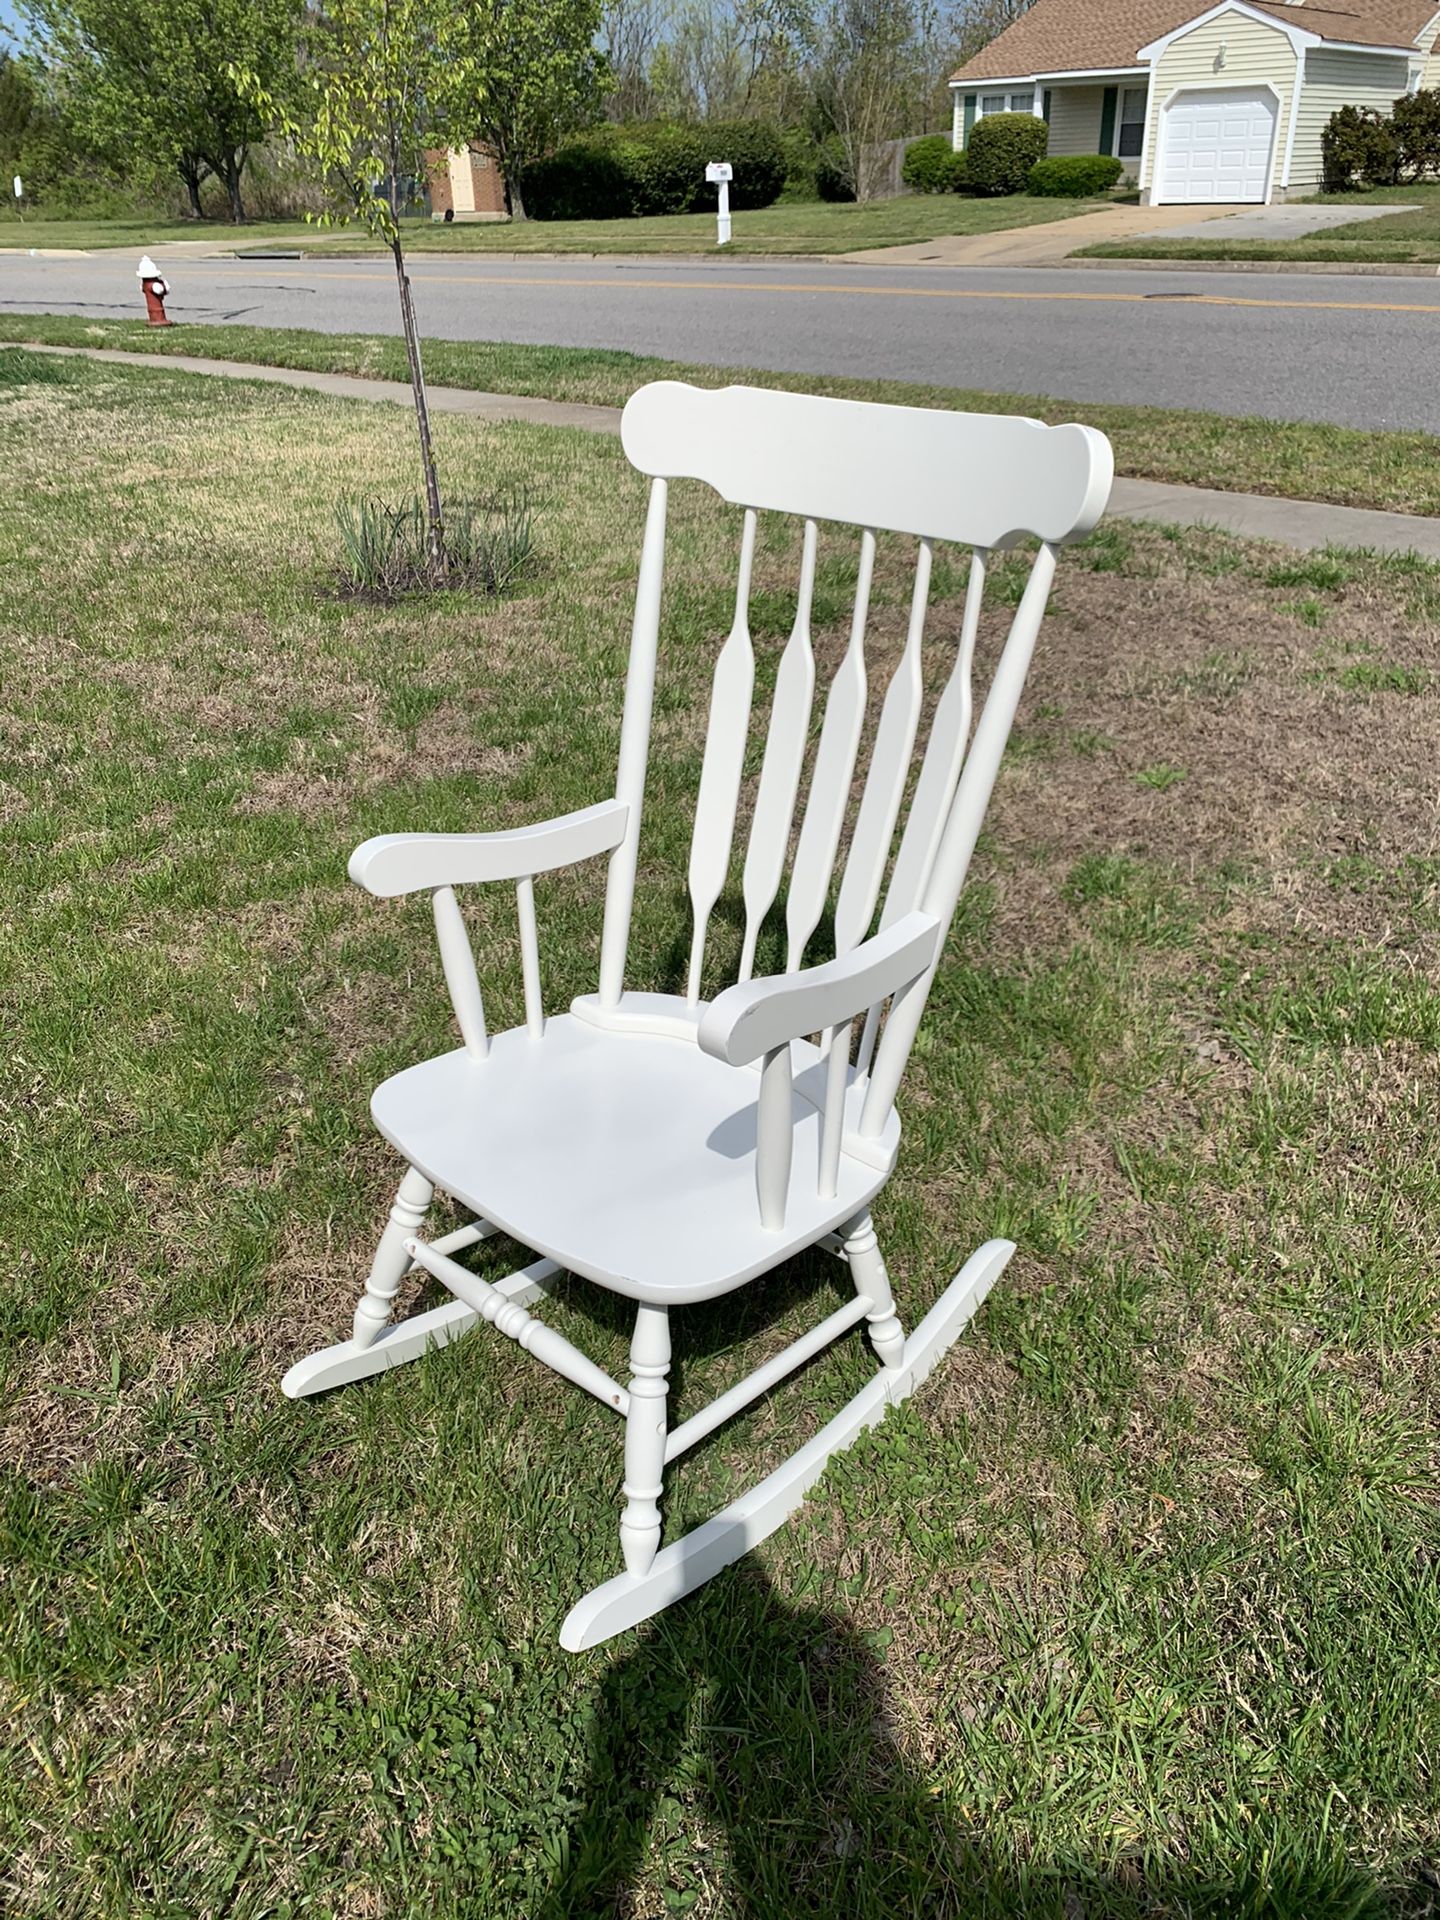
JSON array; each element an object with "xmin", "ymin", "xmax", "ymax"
[{"xmin": 540, "ymin": 1564, "xmax": 1415, "ymax": 1920}]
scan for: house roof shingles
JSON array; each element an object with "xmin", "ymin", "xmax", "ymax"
[{"xmin": 950, "ymin": 0, "xmax": 1440, "ymax": 82}]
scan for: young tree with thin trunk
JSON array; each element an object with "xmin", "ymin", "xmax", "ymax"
[{"xmin": 236, "ymin": 0, "xmax": 483, "ymax": 573}]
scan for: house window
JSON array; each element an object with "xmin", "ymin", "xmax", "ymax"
[
  {"xmin": 1116, "ymin": 85, "xmax": 1147, "ymax": 158},
  {"xmin": 978, "ymin": 88, "xmax": 1037, "ymax": 120}
]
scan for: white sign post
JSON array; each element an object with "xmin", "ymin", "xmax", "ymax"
[
  {"xmin": 705, "ymin": 161, "xmax": 733, "ymax": 247},
  {"xmin": 12, "ymin": 176, "xmax": 22, "ymax": 223}
]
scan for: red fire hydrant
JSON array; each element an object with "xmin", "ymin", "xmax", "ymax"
[{"xmin": 137, "ymin": 255, "xmax": 172, "ymax": 327}]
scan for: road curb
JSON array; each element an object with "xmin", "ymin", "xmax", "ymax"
[
  {"xmin": 1060, "ymin": 254, "xmax": 1440, "ymax": 276},
  {"xmin": 6, "ymin": 338, "xmax": 1438, "ymax": 560}
]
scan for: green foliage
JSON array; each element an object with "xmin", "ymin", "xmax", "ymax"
[
  {"xmin": 814, "ymin": 136, "xmax": 854, "ymax": 201},
  {"xmin": 523, "ymin": 119, "xmax": 786, "ymax": 220},
  {"xmin": 27, "ymin": 0, "xmax": 302, "ymax": 219},
  {"xmin": 334, "ymin": 493, "xmax": 535, "ymax": 598},
  {"xmin": 901, "ymin": 133, "xmax": 966, "ymax": 193},
  {"xmin": 1027, "ymin": 153, "xmax": 1123, "ymax": 197},
  {"xmin": 1321, "ymin": 103, "xmax": 1400, "ymax": 192},
  {"xmin": 965, "ymin": 110, "xmax": 1048, "ymax": 195},
  {"xmin": 1391, "ymin": 87, "xmax": 1440, "ymax": 183},
  {"xmin": 457, "ymin": 0, "xmax": 608, "ymax": 219}
]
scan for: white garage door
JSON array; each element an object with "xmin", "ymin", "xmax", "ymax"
[{"xmin": 1157, "ymin": 87, "xmax": 1277, "ymax": 204}]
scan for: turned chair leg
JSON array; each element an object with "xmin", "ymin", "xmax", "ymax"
[
  {"xmin": 844, "ymin": 1212, "xmax": 906, "ymax": 1371},
  {"xmin": 620, "ymin": 1302, "xmax": 671, "ymax": 1577},
  {"xmin": 354, "ymin": 1165, "xmax": 434, "ymax": 1350}
]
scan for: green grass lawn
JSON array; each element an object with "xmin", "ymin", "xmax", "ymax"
[
  {"xmin": 3, "ymin": 348, "xmax": 1440, "ymax": 1917},
  {"xmin": 5, "ymin": 311, "xmax": 1440, "ymax": 517},
  {"xmin": 0, "ymin": 193, "xmax": 1108, "ymax": 262},
  {"xmin": 0, "ymin": 214, "xmax": 322, "ymax": 254},
  {"xmin": 1079, "ymin": 182, "xmax": 1440, "ymax": 264}
]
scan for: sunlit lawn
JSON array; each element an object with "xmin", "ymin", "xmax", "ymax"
[{"xmin": 2, "ymin": 350, "xmax": 1439, "ymax": 1916}]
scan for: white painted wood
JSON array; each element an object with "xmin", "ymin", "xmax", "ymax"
[
  {"xmin": 406, "ymin": 1234, "xmax": 630, "ymax": 1412},
  {"xmin": 664, "ymin": 1293, "xmax": 871, "ymax": 1462},
  {"xmin": 856, "ymin": 545, "xmax": 986, "ymax": 1076},
  {"xmin": 756, "ymin": 1041, "xmax": 795, "ymax": 1229},
  {"xmin": 353, "ymin": 1165, "xmax": 433, "ymax": 1347},
  {"xmin": 818, "ymin": 1019, "xmax": 851, "ymax": 1200},
  {"xmin": 621, "ymin": 1304, "xmax": 670, "ymax": 1575},
  {"xmin": 880, "ymin": 548, "xmax": 987, "ymax": 929},
  {"xmin": 698, "ymin": 911, "xmax": 939, "ymax": 1067},
  {"xmin": 862, "ymin": 543, "xmax": 1061, "ymax": 1139},
  {"xmin": 599, "ymin": 478, "xmax": 668, "ymax": 1006},
  {"xmin": 433, "ymin": 887, "xmax": 488, "ymax": 1059},
  {"xmin": 282, "ymin": 1256, "xmax": 558, "ymax": 1399},
  {"xmin": 516, "ymin": 875, "xmax": 544, "ymax": 1039},
  {"xmin": 785, "ymin": 530, "xmax": 873, "ymax": 970},
  {"xmin": 307, "ymin": 380, "xmax": 1110, "ymax": 1651},
  {"xmin": 687, "ymin": 509, "xmax": 758, "ymax": 1003},
  {"xmin": 560, "ymin": 1236, "xmax": 1015, "ymax": 1651},
  {"xmin": 621, "ymin": 383, "xmax": 1113, "ymax": 549},
  {"xmin": 739, "ymin": 518, "xmax": 819, "ymax": 983},
  {"xmin": 834, "ymin": 540, "xmax": 930, "ymax": 960},
  {"xmin": 370, "ymin": 1014, "xmax": 900, "ymax": 1304},
  {"xmin": 843, "ymin": 1211, "xmax": 905, "ymax": 1369},
  {"xmin": 351, "ymin": 799, "xmax": 628, "ymax": 897}
]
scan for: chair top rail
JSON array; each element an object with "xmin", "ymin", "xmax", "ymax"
[{"xmin": 621, "ymin": 381, "xmax": 1113, "ymax": 550}]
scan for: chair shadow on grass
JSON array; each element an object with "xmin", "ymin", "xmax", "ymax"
[
  {"xmin": 539, "ymin": 1561, "xmax": 977, "ymax": 1920},
  {"xmin": 539, "ymin": 1561, "xmax": 1411, "ymax": 1920}
]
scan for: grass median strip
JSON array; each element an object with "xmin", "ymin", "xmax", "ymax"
[
  {"xmin": 2, "ymin": 346, "xmax": 1439, "ymax": 1915},
  {"xmin": 4, "ymin": 310, "xmax": 1440, "ymax": 516}
]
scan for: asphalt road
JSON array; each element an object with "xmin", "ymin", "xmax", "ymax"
[{"xmin": 5, "ymin": 247, "xmax": 1440, "ymax": 432}]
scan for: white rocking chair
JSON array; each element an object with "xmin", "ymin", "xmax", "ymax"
[{"xmin": 285, "ymin": 382, "xmax": 1113, "ymax": 1651}]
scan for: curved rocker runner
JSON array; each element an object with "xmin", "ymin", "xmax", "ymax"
[{"xmin": 283, "ymin": 380, "xmax": 1114, "ymax": 1651}]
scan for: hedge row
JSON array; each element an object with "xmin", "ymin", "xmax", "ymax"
[
  {"xmin": 1321, "ymin": 89, "xmax": 1440, "ymax": 191},
  {"xmin": 522, "ymin": 121, "xmax": 786, "ymax": 221},
  {"xmin": 1027, "ymin": 153, "xmax": 1125, "ymax": 196}
]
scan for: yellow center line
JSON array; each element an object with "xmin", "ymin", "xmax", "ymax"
[{"xmin": 201, "ymin": 261, "xmax": 1440, "ymax": 316}]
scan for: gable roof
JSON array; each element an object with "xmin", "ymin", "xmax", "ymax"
[{"xmin": 950, "ymin": 0, "xmax": 1438, "ymax": 82}]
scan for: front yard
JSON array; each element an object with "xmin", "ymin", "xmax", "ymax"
[
  {"xmin": 1079, "ymin": 182, "xmax": 1440, "ymax": 264},
  {"xmin": 2, "ymin": 351, "xmax": 1439, "ymax": 1917},
  {"xmin": 0, "ymin": 192, "xmax": 1111, "ymax": 261}
]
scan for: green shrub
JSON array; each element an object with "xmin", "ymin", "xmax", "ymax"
[
  {"xmin": 1320, "ymin": 104, "xmax": 1400, "ymax": 191},
  {"xmin": 901, "ymin": 134, "xmax": 966, "ymax": 193},
  {"xmin": 1392, "ymin": 87, "xmax": 1440, "ymax": 182},
  {"xmin": 522, "ymin": 120, "xmax": 786, "ymax": 221},
  {"xmin": 1027, "ymin": 153, "xmax": 1124, "ymax": 197},
  {"xmin": 965, "ymin": 112, "xmax": 1049, "ymax": 195},
  {"xmin": 814, "ymin": 139, "xmax": 854, "ymax": 202}
]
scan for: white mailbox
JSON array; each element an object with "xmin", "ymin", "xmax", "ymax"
[{"xmin": 705, "ymin": 161, "xmax": 733, "ymax": 246}]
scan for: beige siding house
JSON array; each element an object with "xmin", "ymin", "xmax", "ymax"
[{"xmin": 951, "ymin": 0, "xmax": 1440, "ymax": 203}]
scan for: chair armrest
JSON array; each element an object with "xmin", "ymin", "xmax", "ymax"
[
  {"xmin": 348, "ymin": 799, "xmax": 629, "ymax": 898},
  {"xmin": 698, "ymin": 912, "xmax": 941, "ymax": 1068}
]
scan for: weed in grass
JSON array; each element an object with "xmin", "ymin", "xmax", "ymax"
[
  {"xmin": 1265, "ymin": 555, "xmax": 1353, "ymax": 593},
  {"xmin": 1135, "ymin": 763, "xmax": 1187, "ymax": 790},
  {"xmin": 1334, "ymin": 658, "xmax": 1429, "ymax": 695},
  {"xmin": 335, "ymin": 491, "xmax": 535, "ymax": 600},
  {"xmin": 1280, "ymin": 596, "xmax": 1327, "ymax": 628}
]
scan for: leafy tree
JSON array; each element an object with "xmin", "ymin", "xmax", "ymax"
[
  {"xmin": 812, "ymin": 0, "xmax": 932, "ymax": 199},
  {"xmin": 463, "ymin": 0, "xmax": 609, "ymax": 220},
  {"xmin": 23, "ymin": 0, "xmax": 300, "ymax": 218},
  {"xmin": 236, "ymin": 0, "xmax": 484, "ymax": 570}
]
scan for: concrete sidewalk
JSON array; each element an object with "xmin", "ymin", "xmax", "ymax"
[
  {"xmin": 835, "ymin": 202, "xmax": 1237, "ymax": 267},
  {"xmin": 11, "ymin": 340, "xmax": 1439, "ymax": 561}
]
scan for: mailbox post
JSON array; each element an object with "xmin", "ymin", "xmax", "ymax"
[{"xmin": 705, "ymin": 161, "xmax": 733, "ymax": 247}]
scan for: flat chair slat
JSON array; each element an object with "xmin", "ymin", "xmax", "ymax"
[
  {"xmin": 432, "ymin": 886, "xmax": 488, "ymax": 1058},
  {"xmin": 738, "ymin": 518, "xmax": 819, "ymax": 984},
  {"xmin": 784, "ymin": 528, "xmax": 874, "ymax": 973},
  {"xmin": 833, "ymin": 538, "xmax": 931, "ymax": 961},
  {"xmin": 686, "ymin": 508, "xmax": 759, "ymax": 1004},
  {"xmin": 856, "ymin": 545, "xmax": 986, "ymax": 1075}
]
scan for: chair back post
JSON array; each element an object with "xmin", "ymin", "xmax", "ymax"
[
  {"xmin": 860, "ymin": 540, "xmax": 1059, "ymax": 1135},
  {"xmin": 599, "ymin": 477, "xmax": 669, "ymax": 1007}
]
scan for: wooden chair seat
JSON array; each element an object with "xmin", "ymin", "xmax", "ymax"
[{"xmin": 371, "ymin": 1006, "xmax": 897, "ymax": 1304}]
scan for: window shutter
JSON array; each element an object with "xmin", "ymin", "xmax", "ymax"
[
  {"xmin": 1099, "ymin": 86, "xmax": 1118, "ymax": 155},
  {"xmin": 962, "ymin": 93, "xmax": 977, "ymax": 146},
  {"xmin": 1043, "ymin": 89, "xmax": 1053, "ymax": 123}
]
